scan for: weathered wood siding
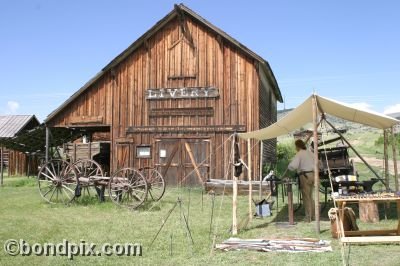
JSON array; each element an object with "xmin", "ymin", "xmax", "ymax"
[
  {"xmin": 259, "ymin": 81, "xmax": 277, "ymax": 168},
  {"xmin": 7, "ymin": 150, "xmax": 39, "ymax": 176}
]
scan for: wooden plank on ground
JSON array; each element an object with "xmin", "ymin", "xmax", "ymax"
[
  {"xmin": 341, "ymin": 236, "xmax": 400, "ymax": 244},
  {"xmin": 344, "ymin": 229, "xmax": 398, "ymax": 236}
]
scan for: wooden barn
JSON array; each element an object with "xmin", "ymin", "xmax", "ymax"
[
  {"xmin": 44, "ymin": 4, "xmax": 282, "ymax": 185},
  {"xmin": 0, "ymin": 115, "xmax": 40, "ymax": 177}
]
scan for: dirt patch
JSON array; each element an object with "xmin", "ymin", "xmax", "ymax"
[{"xmin": 352, "ymin": 156, "xmax": 400, "ymax": 175}]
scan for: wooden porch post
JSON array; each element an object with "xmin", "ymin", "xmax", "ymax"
[
  {"xmin": 248, "ymin": 139, "xmax": 252, "ymax": 221},
  {"xmin": 1, "ymin": 145, "xmax": 4, "ymax": 186},
  {"xmin": 391, "ymin": 127, "xmax": 399, "ymax": 191},
  {"xmin": 384, "ymin": 129, "xmax": 390, "ymax": 191},
  {"xmin": 45, "ymin": 126, "xmax": 50, "ymax": 163},
  {"xmin": 259, "ymin": 141, "xmax": 263, "ymax": 200},
  {"xmin": 312, "ymin": 95, "xmax": 320, "ymax": 234},
  {"xmin": 232, "ymin": 135, "xmax": 238, "ymax": 235}
]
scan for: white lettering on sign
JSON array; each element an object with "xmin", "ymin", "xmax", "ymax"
[
  {"xmin": 167, "ymin": 88, "xmax": 178, "ymax": 97},
  {"xmin": 145, "ymin": 87, "xmax": 219, "ymax": 100}
]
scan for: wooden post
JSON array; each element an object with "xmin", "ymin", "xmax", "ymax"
[
  {"xmin": 232, "ymin": 135, "xmax": 238, "ymax": 235},
  {"xmin": 248, "ymin": 139, "xmax": 252, "ymax": 221},
  {"xmin": 1, "ymin": 145, "xmax": 4, "ymax": 186},
  {"xmin": 384, "ymin": 129, "xmax": 390, "ymax": 191},
  {"xmin": 45, "ymin": 126, "xmax": 50, "ymax": 163},
  {"xmin": 312, "ymin": 95, "xmax": 320, "ymax": 234},
  {"xmin": 287, "ymin": 183, "xmax": 294, "ymax": 225},
  {"xmin": 259, "ymin": 141, "xmax": 263, "ymax": 200},
  {"xmin": 209, "ymin": 140, "xmax": 213, "ymax": 180},
  {"xmin": 391, "ymin": 127, "xmax": 399, "ymax": 192}
]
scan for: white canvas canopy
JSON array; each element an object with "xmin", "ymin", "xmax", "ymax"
[{"xmin": 239, "ymin": 94, "xmax": 399, "ymax": 140}]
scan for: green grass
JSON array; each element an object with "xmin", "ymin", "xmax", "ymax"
[{"xmin": 0, "ymin": 176, "xmax": 400, "ymax": 266}]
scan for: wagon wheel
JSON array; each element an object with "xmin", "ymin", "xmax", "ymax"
[
  {"xmin": 73, "ymin": 159, "xmax": 104, "ymax": 198},
  {"xmin": 108, "ymin": 168, "xmax": 148, "ymax": 209},
  {"xmin": 139, "ymin": 167, "xmax": 165, "ymax": 201},
  {"xmin": 37, "ymin": 159, "xmax": 78, "ymax": 204}
]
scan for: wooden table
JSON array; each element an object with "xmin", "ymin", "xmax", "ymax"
[{"xmin": 334, "ymin": 196, "xmax": 400, "ymax": 243}]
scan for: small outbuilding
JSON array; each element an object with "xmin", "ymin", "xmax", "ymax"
[{"xmin": 0, "ymin": 115, "xmax": 40, "ymax": 177}]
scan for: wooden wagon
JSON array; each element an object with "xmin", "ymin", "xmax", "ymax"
[{"xmin": 37, "ymin": 159, "xmax": 165, "ymax": 209}]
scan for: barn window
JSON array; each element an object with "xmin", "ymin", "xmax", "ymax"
[
  {"xmin": 168, "ymin": 31, "xmax": 197, "ymax": 79},
  {"xmin": 136, "ymin": 145, "xmax": 152, "ymax": 159}
]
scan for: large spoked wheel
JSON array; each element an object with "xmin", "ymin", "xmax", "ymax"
[
  {"xmin": 108, "ymin": 168, "xmax": 148, "ymax": 209},
  {"xmin": 139, "ymin": 167, "xmax": 165, "ymax": 201},
  {"xmin": 73, "ymin": 159, "xmax": 104, "ymax": 198},
  {"xmin": 37, "ymin": 159, "xmax": 78, "ymax": 204}
]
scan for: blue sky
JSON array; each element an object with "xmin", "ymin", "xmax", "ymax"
[{"xmin": 1, "ymin": 0, "xmax": 399, "ymax": 121}]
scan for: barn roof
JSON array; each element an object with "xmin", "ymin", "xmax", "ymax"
[
  {"xmin": 45, "ymin": 4, "xmax": 282, "ymax": 123},
  {"xmin": 0, "ymin": 115, "xmax": 40, "ymax": 138}
]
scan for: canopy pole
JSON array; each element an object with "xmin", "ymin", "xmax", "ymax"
[
  {"xmin": 232, "ymin": 135, "xmax": 238, "ymax": 236},
  {"xmin": 384, "ymin": 129, "xmax": 390, "ymax": 191},
  {"xmin": 324, "ymin": 119, "xmax": 385, "ymax": 185},
  {"xmin": 247, "ymin": 139, "xmax": 252, "ymax": 222},
  {"xmin": 45, "ymin": 127, "xmax": 50, "ymax": 163},
  {"xmin": 312, "ymin": 95, "xmax": 320, "ymax": 234},
  {"xmin": 1, "ymin": 145, "xmax": 4, "ymax": 186},
  {"xmin": 391, "ymin": 127, "xmax": 399, "ymax": 192},
  {"xmin": 259, "ymin": 141, "xmax": 263, "ymax": 200}
]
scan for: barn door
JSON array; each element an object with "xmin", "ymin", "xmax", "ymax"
[
  {"xmin": 115, "ymin": 142, "xmax": 134, "ymax": 169},
  {"xmin": 181, "ymin": 139, "xmax": 210, "ymax": 186},
  {"xmin": 155, "ymin": 139, "xmax": 181, "ymax": 186},
  {"xmin": 155, "ymin": 138, "xmax": 210, "ymax": 186}
]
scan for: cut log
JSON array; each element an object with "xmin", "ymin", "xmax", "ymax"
[{"xmin": 359, "ymin": 201, "xmax": 379, "ymax": 223}]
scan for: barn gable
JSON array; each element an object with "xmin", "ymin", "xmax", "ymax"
[
  {"xmin": 45, "ymin": 4, "xmax": 281, "ymax": 126},
  {"xmin": 44, "ymin": 4, "xmax": 283, "ymax": 183}
]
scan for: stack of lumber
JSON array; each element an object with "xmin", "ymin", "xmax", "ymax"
[
  {"xmin": 204, "ymin": 179, "xmax": 270, "ymax": 195},
  {"xmin": 215, "ymin": 238, "xmax": 332, "ymax": 253}
]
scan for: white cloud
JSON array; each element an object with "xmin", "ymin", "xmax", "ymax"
[
  {"xmin": 347, "ymin": 102, "xmax": 373, "ymax": 111},
  {"xmin": 384, "ymin": 103, "xmax": 400, "ymax": 115},
  {"xmin": 6, "ymin": 101, "xmax": 20, "ymax": 114}
]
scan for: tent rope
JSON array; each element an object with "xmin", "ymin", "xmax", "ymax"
[{"xmin": 320, "ymin": 118, "xmax": 348, "ymax": 266}]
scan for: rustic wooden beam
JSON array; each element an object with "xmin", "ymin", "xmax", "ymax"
[
  {"xmin": 45, "ymin": 127, "xmax": 49, "ymax": 163},
  {"xmin": 344, "ymin": 229, "xmax": 398, "ymax": 236},
  {"xmin": 69, "ymin": 115, "xmax": 104, "ymax": 125},
  {"xmin": 149, "ymin": 107, "xmax": 214, "ymax": 117},
  {"xmin": 391, "ymin": 127, "xmax": 399, "ymax": 192},
  {"xmin": 232, "ymin": 136, "xmax": 238, "ymax": 236},
  {"xmin": 259, "ymin": 141, "xmax": 263, "ymax": 200},
  {"xmin": 384, "ymin": 129, "xmax": 390, "ymax": 191},
  {"xmin": 397, "ymin": 201, "xmax": 400, "ymax": 234},
  {"xmin": 341, "ymin": 236, "xmax": 400, "ymax": 244},
  {"xmin": 247, "ymin": 139, "xmax": 252, "ymax": 222},
  {"xmin": 127, "ymin": 125, "xmax": 246, "ymax": 134},
  {"xmin": 287, "ymin": 183, "xmax": 294, "ymax": 225},
  {"xmin": 312, "ymin": 95, "xmax": 320, "ymax": 234}
]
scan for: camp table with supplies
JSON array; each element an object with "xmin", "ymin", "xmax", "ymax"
[{"xmin": 334, "ymin": 193, "xmax": 400, "ymax": 243}]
